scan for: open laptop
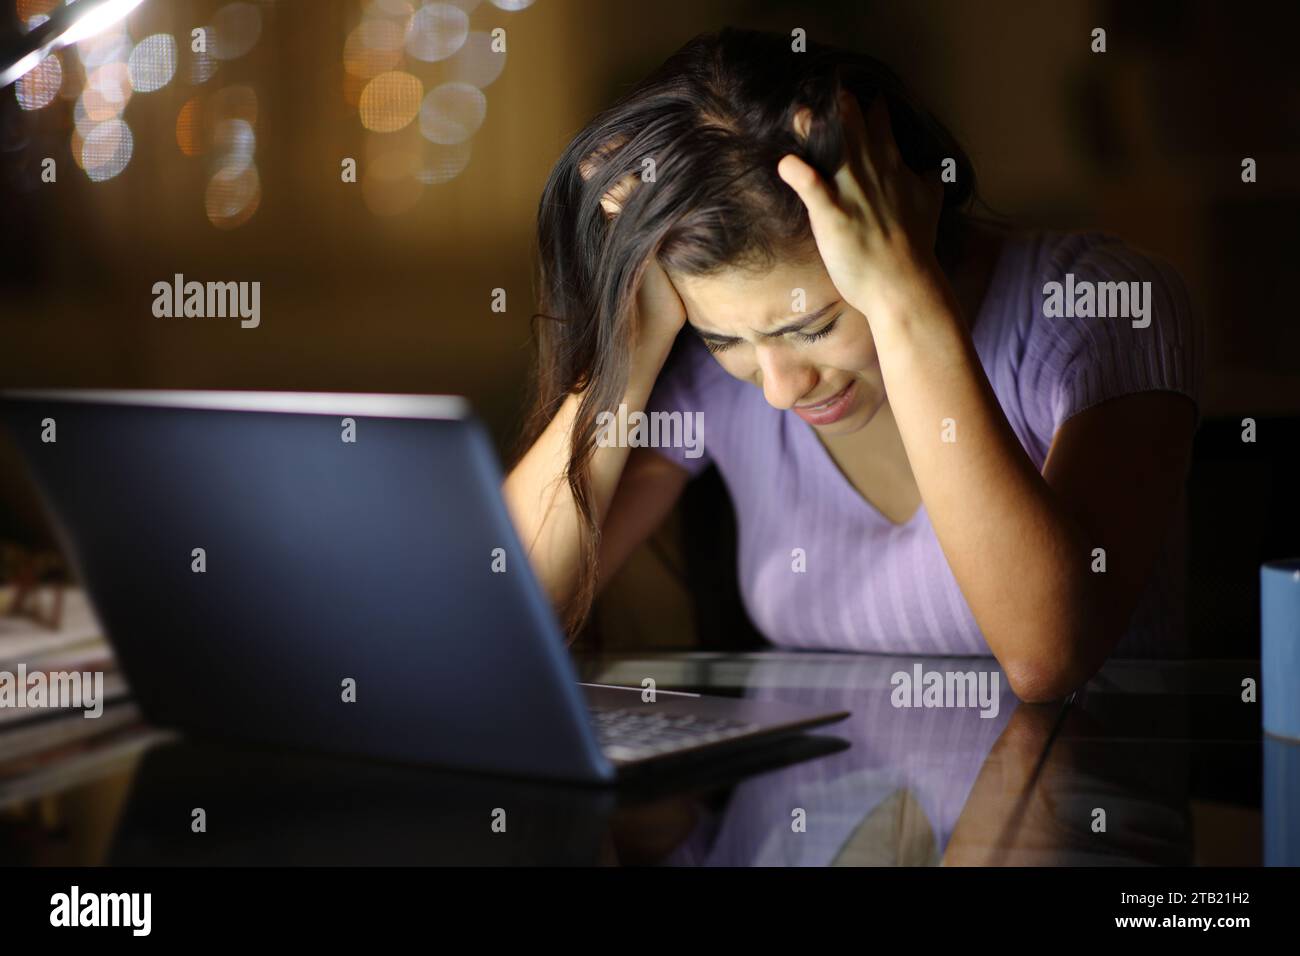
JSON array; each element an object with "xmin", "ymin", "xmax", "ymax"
[{"xmin": 0, "ymin": 390, "xmax": 848, "ymax": 784}]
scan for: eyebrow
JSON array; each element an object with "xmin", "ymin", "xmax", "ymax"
[{"xmin": 690, "ymin": 300, "xmax": 842, "ymax": 344}]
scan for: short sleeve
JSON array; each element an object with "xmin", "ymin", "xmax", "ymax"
[
  {"xmin": 1021, "ymin": 232, "xmax": 1205, "ymax": 443},
  {"xmin": 641, "ymin": 331, "xmax": 715, "ymax": 477}
]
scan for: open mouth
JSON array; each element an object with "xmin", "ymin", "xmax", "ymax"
[
  {"xmin": 793, "ymin": 380, "xmax": 856, "ymax": 425},
  {"xmin": 797, "ymin": 381, "xmax": 852, "ymax": 410}
]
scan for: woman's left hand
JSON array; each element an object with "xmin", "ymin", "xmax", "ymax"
[{"xmin": 777, "ymin": 90, "xmax": 949, "ymax": 326}]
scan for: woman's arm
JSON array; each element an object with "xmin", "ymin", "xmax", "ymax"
[
  {"xmin": 779, "ymin": 91, "xmax": 1198, "ymax": 701},
  {"xmin": 869, "ymin": 299, "xmax": 1196, "ymax": 702},
  {"xmin": 502, "ymin": 259, "xmax": 689, "ymax": 611}
]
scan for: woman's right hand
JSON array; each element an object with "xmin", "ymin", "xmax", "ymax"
[
  {"xmin": 631, "ymin": 256, "xmax": 688, "ymax": 376},
  {"xmin": 580, "ymin": 137, "xmax": 686, "ymax": 367}
]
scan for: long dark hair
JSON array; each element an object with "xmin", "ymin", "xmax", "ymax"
[{"xmin": 515, "ymin": 27, "xmax": 980, "ymax": 639}]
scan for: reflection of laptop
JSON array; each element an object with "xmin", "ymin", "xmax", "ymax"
[
  {"xmin": 0, "ymin": 390, "xmax": 848, "ymax": 784},
  {"xmin": 109, "ymin": 733, "xmax": 850, "ymax": 865}
]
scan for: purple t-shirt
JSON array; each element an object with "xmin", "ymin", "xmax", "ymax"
[{"xmin": 643, "ymin": 229, "xmax": 1205, "ymax": 657}]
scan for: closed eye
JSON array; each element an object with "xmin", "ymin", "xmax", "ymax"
[
  {"xmin": 696, "ymin": 312, "xmax": 842, "ymax": 354},
  {"xmin": 700, "ymin": 335, "xmax": 737, "ymax": 354},
  {"xmin": 695, "ymin": 330, "xmax": 739, "ymax": 354},
  {"xmin": 795, "ymin": 314, "xmax": 841, "ymax": 343}
]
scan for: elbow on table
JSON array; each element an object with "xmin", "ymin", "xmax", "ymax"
[
  {"xmin": 1001, "ymin": 639, "xmax": 1101, "ymax": 704},
  {"xmin": 1003, "ymin": 662, "xmax": 1078, "ymax": 704},
  {"xmin": 997, "ymin": 589, "xmax": 1123, "ymax": 702}
]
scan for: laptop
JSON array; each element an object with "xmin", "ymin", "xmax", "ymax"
[{"xmin": 0, "ymin": 390, "xmax": 848, "ymax": 784}]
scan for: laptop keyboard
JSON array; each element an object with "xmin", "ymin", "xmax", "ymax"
[{"xmin": 589, "ymin": 706, "xmax": 760, "ymax": 763}]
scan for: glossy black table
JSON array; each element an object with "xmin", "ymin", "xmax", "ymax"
[{"xmin": 0, "ymin": 652, "xmax": 1280, "ymax": 866}]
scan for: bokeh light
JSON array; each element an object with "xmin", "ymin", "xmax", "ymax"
[
  {"xmin": 128, "ymin": 34, "xmax": 178, "ymax": 93},
  {"xmin": 16, "ymin": 53, "xmax": 61, "ymax": 110},
  {"xmin": 9, "ymin": 1, "xmax": 268, "ymax": 205},
  {"xmin": 15, "ymin": 0, "xmax": 58, "ymax": 20},
  {"xmin": 73, "ymin": 94, "xmax": 97, "ymax": 134},
  {"xmin": 70, "ymin": 126, "xmax": 86, "ymax": 170},
  {"xmin": 405, "ymin": 3, "xmax": 469, "ymax": 63},
  {"xmin": 58, "ymin": 54, "xmax": 83, "ymax": 101},
  {"xmin": 489, "ymin": 0, "xmax": 535, "ymax": 9},
  {"xmin": 176, "ymin": 96, "xmax": 203, "ymax": 156},
  {"xmin": 362, "ymin": 148, "xmax": 424, "ymax": 215},
  {"xmin": 359, "ymin": 70, "xmax": 422, "ymax": 132},
  {"xmin": 445, "ymin": 31, "xmax": 505, "ymax": 89},
  {"xmin": 339, "ymin": 0, "xmax": 527, "ymax": 204},
  {"xmin": 83, "ymin": 62, "xmax": 132, "ymax": 121},
  {"xmin": 211, "ymin": 118, "xmax": 256, "ymax": 176},
  {"xmin": 189, "ymin": 48, "xmax": 219, "ymax": 84},
  {"xmin": 205, "ymin": 165, "xmax": 261, "ymax": 229},
  {"xmin": 343, "ymin": 19, "xmax": 405, "ymax": 79},
  {"xmin": 210, "ymin": 3, "xmax": 263, "ymax": 61},
  {"xmin": 342, "ymin": 69, "xmax": 367, "ymax": 109},
  {"xmin": 416, "ymin": 139, "xmax": 473, "ymax": 184},
  {"xmin": 77, "ymin": 26, "xmax": 131, "ymax": 71},
  {"xmin": 202, "ymin": 78, "xmax": 262, "ymax": 228},
  {"xmin": 81, "ymin": 119, "xmax": 134, "ymax": 181},
  {"xmin": 369, "ymin": 0, "xmax": 415, "ymax": 16},
  {"xmin": 418, "ymin": 82, "xmax": 485, "ymax": 144}
]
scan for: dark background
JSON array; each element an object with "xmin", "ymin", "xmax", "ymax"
[{"xmin": 1, "ymin": 0, "xmax": 1297, "ymax": 652}]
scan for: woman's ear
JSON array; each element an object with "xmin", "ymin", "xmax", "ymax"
[
  {"xmin": 579, "ymin": 134, "xmax": 638, "ymax": 220},
  {"xmin": 791, "ymin": 105, "xmax": 813, "ymax": 142}
]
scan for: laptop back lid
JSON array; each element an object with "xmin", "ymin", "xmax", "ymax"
[{"xmin": 0, "ymin": 390, "xmax": 614, "ymax": 783}]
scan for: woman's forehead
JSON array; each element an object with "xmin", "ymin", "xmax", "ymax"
[
  {"xmin": 672, "ymin": 260, "xmax": 837, "ymax": 333},
  {"xmin": 674, "ymin": 265, "xmax": 824, "ymax": 301}
]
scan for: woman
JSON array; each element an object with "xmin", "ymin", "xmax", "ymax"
[{"xmin": 503, "ymin": 28, "xmax": 1202, "ymax": 702}]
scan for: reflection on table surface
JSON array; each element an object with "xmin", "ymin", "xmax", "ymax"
[{"xmin": 0, "ymin": 652, "xmax": 1273, "ymax": 866}]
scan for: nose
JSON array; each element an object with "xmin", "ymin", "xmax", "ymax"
[{"xmin": 755, "ymin": 344, "xmax": 819, "ymax": 410}]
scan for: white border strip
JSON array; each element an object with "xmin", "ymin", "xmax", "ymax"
[{"xmin": 0, "ymin": 390, "xmax": 471, "ymax": 421}]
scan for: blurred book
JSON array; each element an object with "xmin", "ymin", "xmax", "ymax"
[
  {"xmin": 0, "ymin": 671, "xmax": 131, "ymax": 729},
  {"xmin": 0, "ymin": 586, "xmax": 115, "ymax": 670},
  {"xmin": 0, "ymin": 722, "xmax": 173, "ymax": 812},
  {"xmin": 0, "ymin": 586, "xmax": 139, "ymax": 802},
  {"xmin": 0, "ymin": 701, "xmax": 143, "ymax": 765}
]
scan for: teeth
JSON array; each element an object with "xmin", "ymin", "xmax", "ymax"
[{"xmin": 804, "ymin": 384, "xmax": 847, "ymax": 410}]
